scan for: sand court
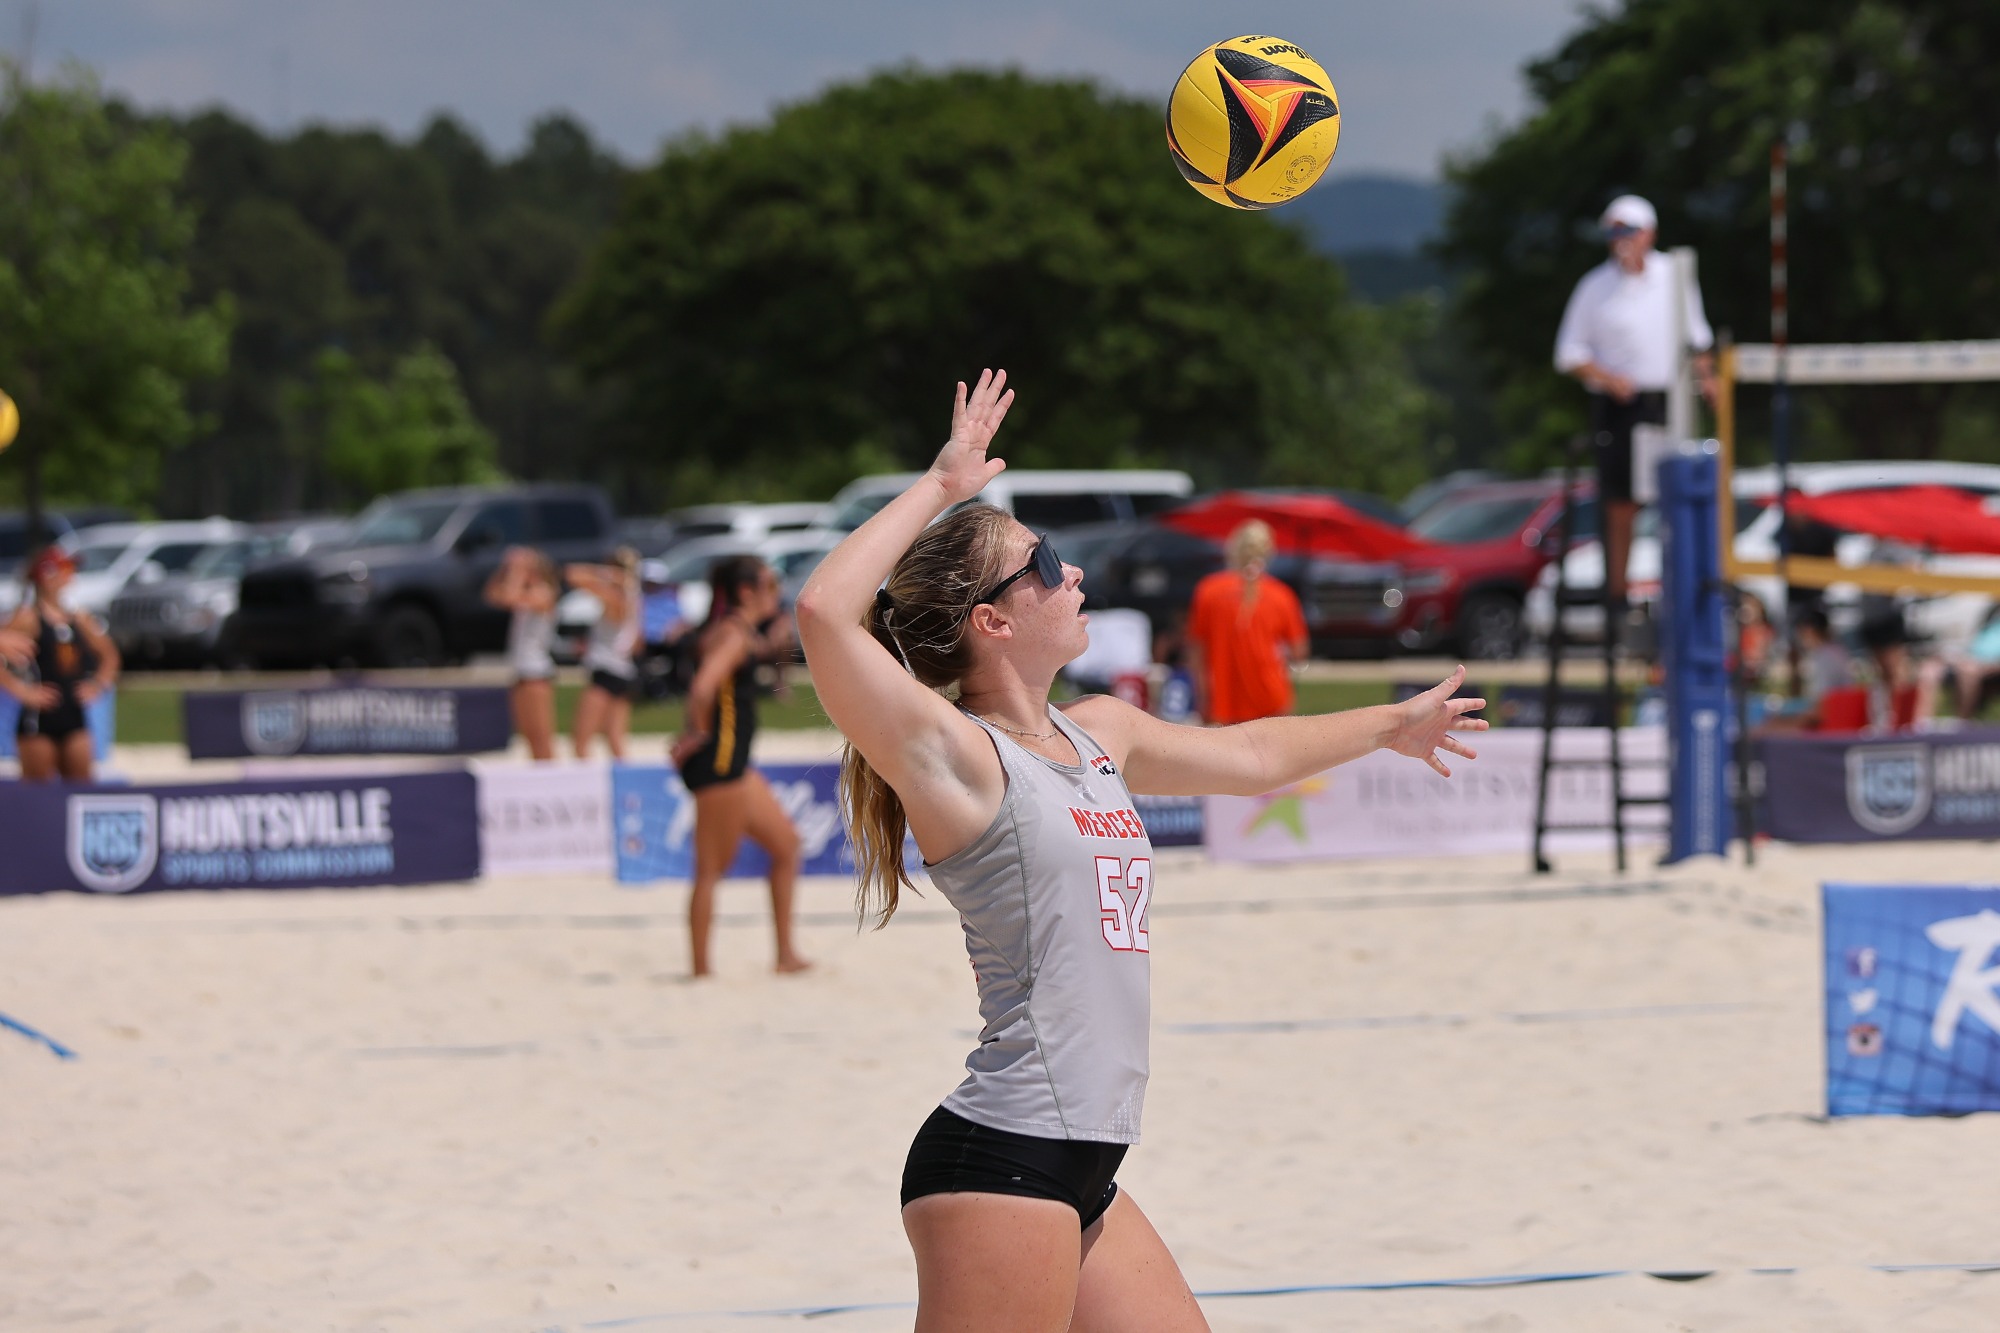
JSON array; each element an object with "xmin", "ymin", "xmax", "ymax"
[{"xmin": 6, "ymin": 839, "xmax": 2000, "ymax": 1331}]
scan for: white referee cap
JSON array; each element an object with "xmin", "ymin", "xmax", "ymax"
[{"xmin": 1600, "ymin": 194, "xmax": 1657, "ymax": 232}]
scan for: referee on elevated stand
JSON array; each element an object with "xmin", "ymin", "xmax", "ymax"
[{"xmin": 1554, "ymin": 194, "xmax": 1716, "ymax": 623}]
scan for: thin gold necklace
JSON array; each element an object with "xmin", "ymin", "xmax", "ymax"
[{"xmin": 966, "ymin": 708, "xmax": 1058, "ymax": 742}]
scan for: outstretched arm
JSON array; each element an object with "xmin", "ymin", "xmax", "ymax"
[
  {"xmin": 794, "ymin": 371, "xmax": 1015, "ymax": 833},
  {"xmin": 1067, "ymin": 666, "xmax": 1487, "ymax": 797}
]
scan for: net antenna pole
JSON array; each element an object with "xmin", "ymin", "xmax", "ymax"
[{"xmin": 1771, "ymin": 140, "xmax": 1799, "ymax": 694}]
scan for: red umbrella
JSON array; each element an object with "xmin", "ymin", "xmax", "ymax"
[
  {"xmin": 1160, "ymin": 491, "xmax": 1432, "ymax": 562},
  {"xmin": 1784, "ymin": 486, "xmax": 2000, "ymax": 556}
]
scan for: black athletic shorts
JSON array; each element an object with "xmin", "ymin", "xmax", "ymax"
[
  {"xmin": 1588, "ymin": 390, "xmax": 1668, "ymax": 503},
  {"xmin": 901, "ymin": 1105, "xmax": 1127, "ymax": 1230},
  {"xmin": 16, "ymin": 697, "xmax": 88, "ymax": 742},
  {"xmin": 587, "ymin": 668, "xmax": 635, "ymax": 699}
]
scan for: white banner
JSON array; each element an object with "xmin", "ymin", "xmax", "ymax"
[
  {"xmin": 474, "ymin": 761, "xmax": 615, "ymax": 877},
  {"xmin": 1205, "ymin": 727, "xmax": 1667, "ymax": 863}
]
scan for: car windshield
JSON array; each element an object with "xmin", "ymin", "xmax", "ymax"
[
  {"xmin": 1053, "ymin": 529, "xmax": 1132, "ymax": 584},
  {"xmin": 773, "ymin": 549, "xmax": 827, "ymax": 580},
  {"xmin": 1408, "ymin": 495, "xmax": 1548, "ymax": 545},
  {"xmin": 349, "ymin": 500, "xmax": 460, "ymax": 547},
  {"xmin": 189, "ymin": 541, "xmax": 252, "ymax": 579},
  {"xmin": 826, "ymin": 493, "xmax": 894, "ymax": 531},
  {"xmin": 71, "ymin": 542, "xmax": 129, "ymax": 574},
  {"xmin": 663, "ymin": 547, "xmax": 749, "ymax": 582}
]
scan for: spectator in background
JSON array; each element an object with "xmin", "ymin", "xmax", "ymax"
[
  {"xmin": 1734, "ymin": 595, "xmax": 1776, "ymax": 684},
  {"xmin": 1185, "ymin": 520, "xmax": 1308, "ymax": 725},
  {"xmin": 484, "ymin": 545, "xmax": 560, "ymax": 761},
  {"xmin": 1753, "ymin": 604, "xmax": 1853, "ymax": 734},
  {"xmin": 3, "ymin": 547, "xmax": 120, "ymax": 782},
  {"xmin": 1553, "ymin": 194, "xmax": 1716, "ymax": 612},
  {"xmin": 1949, "ymin": 606, "xmax": 2000, "ymax": 720},
  {"xmin": 567, "ymin": 547, "xmax": 643, "ymax": 759},
  {"xmin": 1859, "ymin": 612, "xmax": 1940, "ymax": 732}
]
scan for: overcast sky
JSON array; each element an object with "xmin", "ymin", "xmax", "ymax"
[{"xmin": 13, "ymin": 1, "xmax": 1586, "ymax": 178}]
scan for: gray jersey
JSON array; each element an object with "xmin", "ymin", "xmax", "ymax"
[
  {"xmin": 581, "ymin": 576, "xmax": 640, "ymax": 679},
  {"xmin": 928, "ymin": 708, "xmax": 1154, "ymax": 1144},
  {"xmin": 506, "ymin": 607, "xmax": 555, "ymax": 679}
]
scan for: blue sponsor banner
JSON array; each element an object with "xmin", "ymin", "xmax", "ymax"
[
  {"xmin": 611, "ymin": 763, "xmax": 1206, "ymax": 883},
  {"xmin": 0, "ymin": 690, "xmax": 115, "ymax": 762},
  {"xmin": 612, "ymin": 762, "xmax": 853, "ymax": 883},
  {"xmin": 0, "ymin": 770, "xmax": 479, "ymax": 896},
  {"xmin": 183, "ymin": 683, "xmax": 513, "ymax": 760},
  {"xmin": 1824, "ymin": 883, "xmax": 2000, "ymax": 1116}
]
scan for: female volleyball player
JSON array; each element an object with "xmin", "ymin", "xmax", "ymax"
[
  {"xmin": 795, "ymin": 370, "xmax": 1487, "ymax": 1331},
  {"xmin": 672, "ymin": 555, "xmax": 809, "ymax": 977},
  {"xmin": 4, "ymin": 547, "xmax": 121, "ymax": 784},
  {"xmin": 483, "ymin": 545, "xmax": 560, "ymax": 761},
  {"xmin": 567, "ymin": 547, "xmax": 642, "ymax": 759}
]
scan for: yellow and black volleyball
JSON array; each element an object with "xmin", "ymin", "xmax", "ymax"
[{"xmin": 1166, "ymin": 35, "xmax": 1340, "ymax": 210}]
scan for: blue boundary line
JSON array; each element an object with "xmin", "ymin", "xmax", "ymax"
[
  {"xmin": 0, "ymin": 1009, "xmax": 77, "ymax": 1060},
  {"xmin": 531, "ymin": 1260, "xmax": 2000, "ymax": 1327}
]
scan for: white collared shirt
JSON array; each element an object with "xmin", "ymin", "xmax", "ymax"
[{"xmin": 1554, "ymin": 250, "xmax": 1714, "ymax": 392}]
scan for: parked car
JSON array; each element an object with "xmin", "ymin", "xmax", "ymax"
[
  {"xmin": 553, "ymin": 529, "xmax": 843, "ymax": 656},
  {"xmin": 1525, "ymin": 461, "xmax": 2000, "ymax": 646},
  {"xmin": 108, "ymin": 535, "xmax": 263, "ymax": 668},
  {"xmin": 819, "ymin": 470, "xmax": 1195, "ymax": 534},
  {"xmin": 230, "ymin": 485, "xmax": 615, "ymax": 668},
  {"xmin": 659, "ymin": 502, "xmax": 829, "ymax": 549},
  {"xmin": 59, "ymin": 518, "xmax": 248, "ymax": 620},
  {"xmin": 1302, "ymin": 478, "xmax": 1585, "ymax": 659},
  {"xmin": 1063, "ymin": 520, "xmax": 1228, "ymax": 634}
]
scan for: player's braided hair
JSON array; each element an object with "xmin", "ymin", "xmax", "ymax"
[{"xmin": 840, "ymin": 503, "xmax": 1015, "ymax": 927}]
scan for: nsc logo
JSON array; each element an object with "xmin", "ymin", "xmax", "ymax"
[
  {"xmin": 1847, "ymin": 744, "xmax": 1931, "ymax": 835},
  {"xmin": 241, "ymin": 692, "xmax": 308, "ymax": 756},
  {"xmin": 66, "ymin": 794, "xmax": 160, "ymax": 892}
]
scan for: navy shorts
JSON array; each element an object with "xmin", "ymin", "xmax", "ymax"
[{"xmin": 901, "ymin": 1105, "xmax": 1127, "ymax": 1230}]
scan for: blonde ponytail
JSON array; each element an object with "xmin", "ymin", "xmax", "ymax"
[{"xmin": 838, "ymin": 504, "xmax": 1015, "ymax": 927}]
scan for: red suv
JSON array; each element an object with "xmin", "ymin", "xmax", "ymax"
[{"xmin": 1305, "ymin": 478, "xmax": 1593, "ymax": 659}]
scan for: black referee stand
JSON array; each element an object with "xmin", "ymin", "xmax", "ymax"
[{"xmin": 1529, "ymin": 433, "xmax": 1666, "ymax": 874}]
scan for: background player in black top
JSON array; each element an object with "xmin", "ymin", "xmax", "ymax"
[
  {"xmin": 671, "ymin": 556, "xmax": 809, "ymax": 977},
  {"xmin": 4, "ymin": 547, "xmax": 121, "ymax": 783}
]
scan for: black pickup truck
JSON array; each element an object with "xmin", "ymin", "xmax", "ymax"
[{"xmin": 229, "ymin": 485, "xmax": 615, "ymax": 668}]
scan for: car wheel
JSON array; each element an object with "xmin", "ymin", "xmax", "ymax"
[
  {"xmin": 1457, "ymin": 592, "xmax": 1524, "ymax": 660},
  {"xmin": 374, "ymin": 604, "xmax": 446, "ymax": 668}
]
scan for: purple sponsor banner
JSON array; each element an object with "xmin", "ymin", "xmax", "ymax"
[
  {"xmin": 1757, "ymin": 727, "xmax": 2000, "ymax": 843},
  {"xmin": 0, "ymin": 770, "xmax": 480, "ymax": 896},
  {"xmin": 183, "ymin": 684, "xmax": 512, "ymax": 760}
]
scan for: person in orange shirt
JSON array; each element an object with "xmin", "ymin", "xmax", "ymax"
[{"xmin": 1185, "ymin": 520, "xmax": 1310, "ymax": 724}]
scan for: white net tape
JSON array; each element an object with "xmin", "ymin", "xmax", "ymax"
[{"xmin": 1734, "ymin": 340, "xmax": 2000, "ymax": 385}]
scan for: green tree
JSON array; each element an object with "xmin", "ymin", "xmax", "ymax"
[
  {"xmin": 0, "ymin": 62, "xmax": 230, "ymax": 522},
  {"xmin": 167, "ymin": 108, "xmax": 622, "ymax": 518},
  {"xmin": 288, "ymin": 343, "xmax": 501, "ymax": 503},
  {"xmin": 559, "ymin": 68, "xmax": 1442, "ymax": 503},
  {"xmin": 1440, "ymin": 0, "xmax": 2000, "ymax": 470}
]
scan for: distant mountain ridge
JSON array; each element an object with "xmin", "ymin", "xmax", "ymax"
[{"xmin": 1285, "ymin": 173, "xmax": 1444, "ymax": 256}]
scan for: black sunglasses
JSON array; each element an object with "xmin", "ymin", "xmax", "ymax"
[{"xmin": 978, "ymin": 535, "xmax": 1064, "ymax": 604}]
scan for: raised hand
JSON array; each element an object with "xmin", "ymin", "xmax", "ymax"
[
  {"xmin": 1385, "ymin": 664, "xmax": 1488, "ymax": 777},
  {"xmin": 927, "ymin": 369, "xmax": 1016, "ymax": 504}
]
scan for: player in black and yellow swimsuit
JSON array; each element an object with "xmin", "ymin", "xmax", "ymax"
[
  {"xmin": 670, "ymin": 556, "xmax": 808, "ymax": 977},
  {"xmin": 4, "ymin": 547, "xmax": 120, "ymax": 783}
]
